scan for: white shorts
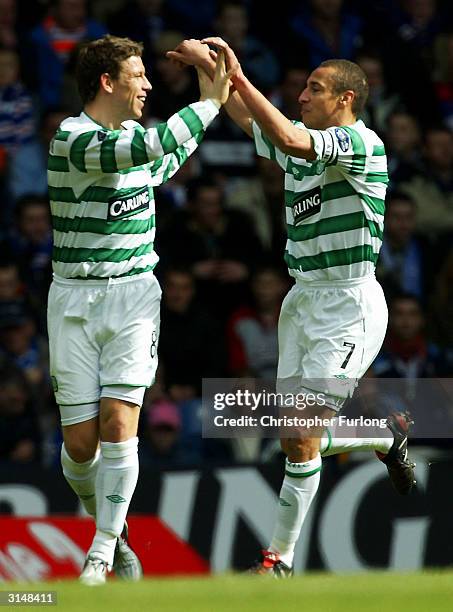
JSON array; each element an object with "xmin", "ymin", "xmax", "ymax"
[
  {"xmin": 276, "ymin": 275, "xmax": 388, "ymax": 411},
  {"xmin": 47, "ymin": 272, "xmax": 161, "ymax": 424}
]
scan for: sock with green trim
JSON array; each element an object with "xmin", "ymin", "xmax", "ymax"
[
  {"xmin": 320, "ymin": 428, "xmax": 392, "ymax": 457},
  {"xmin": 61, "ymin": 444, "xmax": 99, "ymax": 518},
  {"xmin": 269, "ymin": 454, "xmax": 322, "ymax": 567},
  {"xmin": 89, "ymin": 437, "xmax": 139, "ymax": 566}
]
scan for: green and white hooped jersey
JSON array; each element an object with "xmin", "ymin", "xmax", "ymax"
[
  {"xmin": 48, "ymin": 100, "xmax": 219, "ymax": 279},
  {"xmin": 253, "ymin": 119, "xmax": 388, "ymax": 282}
]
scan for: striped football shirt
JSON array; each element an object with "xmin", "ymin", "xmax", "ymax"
[
  {"xmin": 48, "ymin": 100, "xmax": 219, "ymax": 279},
  {"xmin": 253, "ymin": 119, "xmax": 388, "ymax": 282}
]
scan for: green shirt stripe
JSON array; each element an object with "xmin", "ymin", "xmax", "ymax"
[
  {"xmin": 287, "ymin": 211, "xmax": 383, "ymax": 242},
  {"xmin": 365, "ymin": 171, "xmax": 389, "ymax": 184},
  {"xmin": 54, "ymin": 130, "xmax": 71, "ymax": 142},
  {"xmin": 52, "ymin": 215, "xmax": 155, "ymax": 235},
  {"xmin": 100, "ymin": 133, "xmax": 120, "ymax": 173},
  {"xmin": 48, "ymin": 186, "xmax": 78, "ymax": 202},
  {"xmin": 69, "ymin": 131, "xmax": 96, "ymax": 172},
  {"xmin": 48, "ymin": 155, "xmax": 69, "ymax": 172},
  {"xmin": 179, "ymin": 106, "xmax": 204, "ymax": 136},
  {"xmin": 131, "ymin": 128, "xmax": 149, "ymax": 166},
  {"xmin": 360, "ymin": 194, "xmax": 386, "ymax": 215},
  {"xmin": 284, "ymin": 244, "xmax": 379, "ymax": 272},
  {"xmin": 53, "ymin": 241, "xmax": 153, "ymax": 264},
  {"xmin": 73, "ymin": 264, "xmax": 157, "ymax": 280},
  {"xmin": 285, "ymin": 179, "xmax": 356, "ymax": 207},
  {"xmin": 372, "ymin": 145, "xmax": 386, "ymax": 156},
  {"xmin": 157, "ymin": 121, "xmax": 178, "ymax": 152},
  {"xmin": 343, "ymin": 127, "xmax": 366, "ymax": 174}
]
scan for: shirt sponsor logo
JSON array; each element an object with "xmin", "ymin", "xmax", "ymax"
[
  {"xmin": 334, "ymin": 128, "xmax": 350, "ymax": 152},
  {"xmin": 108, "ymin": 186, "xmax": 150, "ymax": 220},
  {"xmin": 292, "ymin": 186, "xmax": 321, "ymax": 224}
]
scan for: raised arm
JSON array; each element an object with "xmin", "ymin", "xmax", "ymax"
[
  {"xmin": 202, "ymin": 37, "xmax": 316, "ymax": 160},
  {"xmin": 54, "ymin": 51, "xmax": 232, "ymax": 174},
  {"xmin": 167, "ymin": 39, "xmax": 254, "ymax": 138}
]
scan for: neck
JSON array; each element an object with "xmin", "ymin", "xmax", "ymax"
[
  {"xmin": 324, "ymin": 112, "xmax": 356, "ymax": 130},
  {"xmin": 84, "ymin": 101, "xmax": 124, "ymax": 130}
]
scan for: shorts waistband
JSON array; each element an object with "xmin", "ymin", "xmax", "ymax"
[
  {"xmin": 294, "ymin": 273, "xmax": 376, "ymax": 289},
  {"xmin": 52, "ymin": 271, "xmax": 155, "ymax": 288}
]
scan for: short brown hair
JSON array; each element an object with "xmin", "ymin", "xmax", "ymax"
[
  {"xmin": 76, "ymin": 35, "xmax": 143, "ymax": 104},
  {"xmin": 320, "ymin": 59, "xmax": 369, "ymax": 116}
]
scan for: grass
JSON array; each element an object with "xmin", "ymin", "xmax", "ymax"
[{"xmin": 4, "ymin": 571, "xmax": 453, "ymax": 612}]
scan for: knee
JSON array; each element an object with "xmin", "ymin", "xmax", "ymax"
[
  {"xmin": 64, "ymin": 439, "xmax": 98, "ymax": 464},
  {"xmin": 100, "ymin": 414, "xmax": 130, "ymax": 443}
]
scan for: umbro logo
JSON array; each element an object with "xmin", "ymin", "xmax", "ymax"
[{"xmin": 106, "ymin": 494, "xmax": 126, "ymax": 503}]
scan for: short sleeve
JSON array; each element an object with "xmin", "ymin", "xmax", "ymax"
[
  {"xmin": 252, "ymin": 121, "xmax": 287, "ymax": 170},
  {"xmin": 307, "ymin": 125, "xmax": 368, "ymax": 175}
]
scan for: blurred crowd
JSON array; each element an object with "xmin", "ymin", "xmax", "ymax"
[{"xmin": 1, "ymin": 0, "xmax": 453, "ymax": 469}]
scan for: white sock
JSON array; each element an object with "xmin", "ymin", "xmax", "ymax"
[
  {"xmin": 269, "ymin": 455, "xmax": 321, "ymax": 567},
  {"xmin": 320, "ymin": 428, "xmax": 393, "ymax": 456},
  {"xmin": 89, "ymin": 437, "xmax": 139, "ymax": 566},
  {"xmin": 61, "ymin": 444, "xmax": 100, "ymax": 518}
]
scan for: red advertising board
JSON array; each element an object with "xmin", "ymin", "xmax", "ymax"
[{"xmin": 0, "ymin": 516, "xmax": 209, "ymax": 581}]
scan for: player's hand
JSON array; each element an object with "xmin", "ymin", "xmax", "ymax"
[
  {"xmin": 198, "ymin": 50, "xmax": 235, "ymax": 106},
  {"xmin": 201, "ymin": 36, "xmax": 243, "ymax": 81},
  {"xmin": 166, "ymin": 39, "xmax": 213, "ymax": 69}
]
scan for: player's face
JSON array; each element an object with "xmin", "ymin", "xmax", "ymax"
[
  {"xmin": 112, "ymin": 56, "xmax": 151, "ymax": 120},
  {"xmin": 298, "ymin": 66, "xmax": 343, "ymax": 129}
]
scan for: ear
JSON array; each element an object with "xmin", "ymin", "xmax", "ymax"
[
  {"xmin": 340, "ymin": 89, "xmax": 355, "ymax": 108},
  {"xmin": 100, "ymin": 73, "xmax": 114, "ymax": 94}
]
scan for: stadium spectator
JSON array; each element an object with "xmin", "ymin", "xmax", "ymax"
[
  {"xmin": 433, "ymin": 30, "xmax": 453, "ymax": 129},
  {"xmin": 270, "ymin": 66, "xmax": 309, "ymax": 121},
  {"xmin": 29, "ymin": 0, "xmax": 107, "ymax": 108},
  {"xmin": 373, "ymin": 292, "xmax": 453, "ymax": 436},
  {"xmin": 145, "ymin": 31, "xmax": 200, "ymax": 122},
  {"xmin": 140, "ymin": 399, "xmax": 201, "ymax": 468},
  {"xmin": 0, "ymin": 260, "xmax": 23, "ymax": 302},
  {"xmin": 160, "ymin": 176, "xmax": 264, "ymax": 318},
  {"xmin": 0, "ymin": 48, "xmax": 35, "ymax": 154},
  {"xmin": 8, "ymin": 108, "xmax": 69, "ymax": 202},
  {"xmin": 356, "ymin": 52, "xmax": 402, "ymax": 137},
  {"xmin": 158, "ymin": 267, "xmax": 226, "ymax": 399},
  {"xmin": 376, "ymin": 192, "xmax": 433, "ymax": 302},
  {"xmin": 190, "ymin": 1, "xmax": 278, "ymax": 177},
  {"xmin": 226, "ymin": 156, "xmax": 286, "ymax": 263},
  {"xmin": 212, "ymin": 0, "xmax": 279, "ymax": 92},
  {"xmin": 0, "ymin": 0, "xmax": 18, "ymax": 50},
  {"xmin": 384, "ymin": 111, "xmax": 423, "ymax": 183},
  {"xmin": 368, "ymin": 0, "xmax": 442, "ymax": 125},
  {"xmin": 428, "ymin": 247, "xmax": 453, "ymax": 349},
  {"xmin": 227, "ymin": 267, "xmax": 288, "ymax": 378},
  {"xmin": 108, "ymin": 0, "xmax": 180, "ymax": 70},
  {"xmin": 0, "ymin": 300, "xmax": 48, "ymax": 388},
  {"xmin": 288, "ymin": 0, "xmax": 364, "ymax": 69},
  {"xmin": 373, "ymin": 293, "xmax": 451, "ymax": 379},
  {"xmin": 397, "ymin": 126, "xmax": 453, "ymax": 239},
  {"xmin": 0, "ymin": 362, "xmax": 42, "ymax": 464},
  {"xmin": 6, "ymin": 196, "xmax": 52, "ymax": 325}
]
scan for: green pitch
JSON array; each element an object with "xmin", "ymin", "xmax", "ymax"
[{"xmin": 5, "ymin": 572, "xmax": 453, "ymax": 612}]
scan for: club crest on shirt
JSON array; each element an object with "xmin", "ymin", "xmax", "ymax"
[
  {"xmin": 108, "ymin": 185, "xmax": 150, "ymax": 220},
  {"xmin": 334, "ymin": 128, "xmax": 350, "ymax": 152},
  {"xmin": 292, "ymin": 186, "xmax": 321, "ymax": 224}
]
